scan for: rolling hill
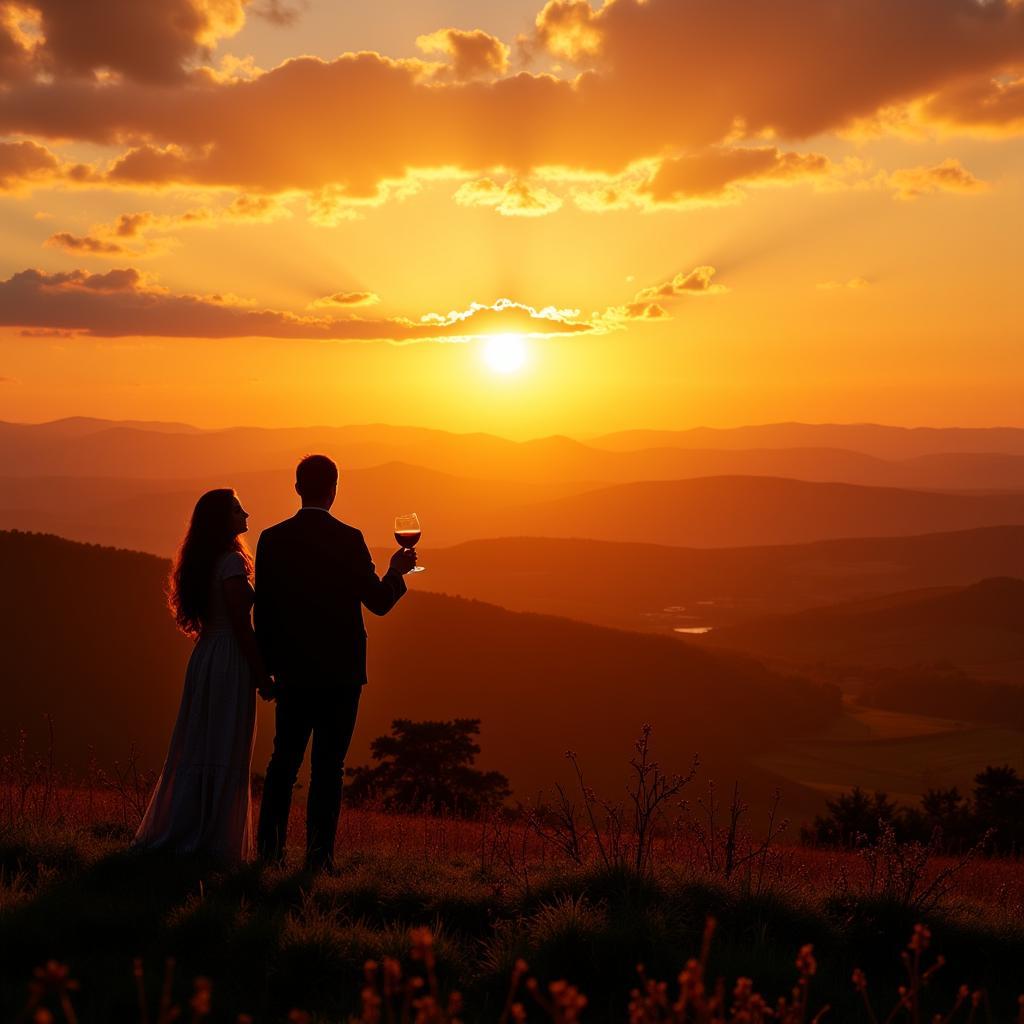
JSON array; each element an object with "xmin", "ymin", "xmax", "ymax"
[
  {"xmin": 386, "ymin": 525, "xmax": 1024, "ymax": 633},
  {"xmin": 0, "ymin": 464, "xmax": 595, "ymax": 555},
  {"xmin": 6, "ymin": 418, "xmax": 1024, "ymax": 490},
  {"xmin": 700, "ymin": 576, "xmax": 1024, "ymax": 680},
  {"xmin": 590, "ymin": 423, "xmax": 1024, "ymax": 459},
  {"xmin": 0, "ymin": 530, "xmax": 840, "ymax": 812},
  {"xmin": 498, "ymin": 476, "xmax": 1024, "ymax": 548},
  {"xmin": 5, "ymin": 468, "xmax": 1024, "ymax": 559}
]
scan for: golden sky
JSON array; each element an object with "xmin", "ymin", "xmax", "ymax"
[{"xmin": 0, "ymin": 0, "xmax": 1022, "ymax": 436}]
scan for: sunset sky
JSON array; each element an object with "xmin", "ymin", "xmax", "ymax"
[{"xmin": 0, "ymin": 0, "xmax": 1022, "ymax": 436}]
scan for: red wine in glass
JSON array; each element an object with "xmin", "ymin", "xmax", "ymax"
[{"xmin": 394, "ymin": 513, "xmax": 425, "ymax": 572}]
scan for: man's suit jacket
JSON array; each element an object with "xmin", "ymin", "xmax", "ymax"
[{"xmin": 255, "ymin": 508, "xmax": 407, "ymax": 687}]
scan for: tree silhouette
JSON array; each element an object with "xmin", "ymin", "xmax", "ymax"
[
  {"xmin": 345, "ymin": 718, "xmax": 510, "ymax": 817},
  {"xmin": 919, "ymin": 786, "xmax": 972, "ymax": 848},
  {"xmin": 805, "ymin": 768, "xmax": 1024, "ymax": 853},
  {"xmin": 973, "ymin": 765, "xmax": 1024, "ymax": 851},
  {"xmin": 807, "ymin": 786, "xmax": 898, "ymax": 847}
]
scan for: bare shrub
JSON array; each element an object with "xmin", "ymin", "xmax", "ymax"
[{"xmin": 528, "ymin": 725, "xmax": 698, "ymax": 877}]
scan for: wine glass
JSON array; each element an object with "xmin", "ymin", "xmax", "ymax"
[{"xmin": 394, "ymin": 512, "xmax": 425, "ymax": 573}]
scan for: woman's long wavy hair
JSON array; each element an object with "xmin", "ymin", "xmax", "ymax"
[{"xmin": 168, "ymin": 488, "xmax": 252, "ymax": 638}]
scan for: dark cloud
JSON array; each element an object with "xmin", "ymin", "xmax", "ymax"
[
  {"xmin": 642, "ymin": 147, "xmax": 831, "ymax": 203},
  {"xmin": 0, "ymin": 0, "xmax": 1018, "ymax": 196},
  {"xmin": 0, "ymin": 267, "xmax": 597, "ymax": 342},
  {"xmin": 248, "ymin": 0, "xmax": 308, "ymax": 28},
  {"xmin": 1, "ymin": 0, "xmax": 247, "ymax": 85},
  {"xmin": 46, "ymin": 232, "xmax": 130, "ymax": 255},
  {"xmin": 309, "ymin": 291, "xmax": 380, "ymax": 309}
]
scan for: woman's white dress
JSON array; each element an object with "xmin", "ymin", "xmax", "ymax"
[{"xmin": 134, "ymin": 551, "xmax": 257, "ymax": 862}]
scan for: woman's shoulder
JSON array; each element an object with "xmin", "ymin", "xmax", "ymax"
[{"xmin": 216, "ymin": 550, "xmax": 250, "ymax": 580}]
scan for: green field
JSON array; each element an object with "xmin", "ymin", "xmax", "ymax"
[{"xmin": 755, "ymin": 702, "xmax": 1024, "ymax": 803}]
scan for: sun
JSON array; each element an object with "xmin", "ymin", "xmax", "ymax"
[{"xmin": 481, "ymin": 333, "xmax": 528, "ymax": 374}]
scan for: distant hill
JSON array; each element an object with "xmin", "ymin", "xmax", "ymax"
[
  {"xmin": 701, "ymin": 577, "xmax": 1024, "ymax": 679},
  {"xmin": 0, "ymin": 417, "xmax": 204, "ymax": 437},
  {"xmin": 6, "ymin": 469, "xmax": 1024, "ymax": 558},
  {"xmin": 500, "ymin": 476, "xmax": 1024, "ymax": 548},
  {"xmin": 6, "ymin": 418, "xmax": 1024, "ymax": 489},
  {"xmin": 590, "ymin": 423, "xmax": 1024, "ymax": 459},
  {"xmin": 0, "ymin": 530, "xmax": 840, "ymax": 812},
  {"xmin": 387, "ymin": 525, "xmax": 1024, "ymax": 633},
  {"xmin": 0, "ymin": 464, "xmax": 594, "ymax": 555},
  {"xmin": 860, "ymin": 665, "xmax": 1024, "ymax": 730}
]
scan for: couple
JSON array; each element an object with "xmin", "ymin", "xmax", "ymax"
[{"xmin": 134, "ymin": 454, "xmax": 417, "ymax": 869}]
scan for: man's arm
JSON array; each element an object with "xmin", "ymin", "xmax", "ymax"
[{"xmin": 358, "ymin": 533, "xmax": 413, "ymax": 616}]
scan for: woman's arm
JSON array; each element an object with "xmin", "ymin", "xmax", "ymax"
[{"xmin": 223, "ymin": 575, "xmax": 276, "ymax": 698}]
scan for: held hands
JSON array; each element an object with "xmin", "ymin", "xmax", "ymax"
[
  {"xmin": 389, "ymin": 547, "xmax": 418, "ymax": 575},
  {"xmin": 257, "ymin": 675, "xmax": 278, "ymax": 702}
]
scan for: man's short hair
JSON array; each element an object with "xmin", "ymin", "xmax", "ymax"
[{"xmin": 296, "ymin": 454, "xmax": 338, "ymax": 499}]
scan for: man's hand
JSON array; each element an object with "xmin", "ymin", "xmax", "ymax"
[
  {"xmin": 257, "ymin": 675, "xmax": 278, "ymax": 702},
  {"xmin": 389, "ymin": 547, "xmax": 418, "ymax": 575}
]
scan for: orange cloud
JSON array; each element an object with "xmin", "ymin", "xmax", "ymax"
[
  {"xmin": 0, "ymin": 0, "xmax": 247, "ymax": 84},
  {"xmin": 920, "ymin": 71, "xmax": 1024, "ymax": 136},
  {"xmin": 885, "ymin": 158, "xmax": 988, "ymax": 200},
  {"xmin": 642, "ymin": 147, "xmax": 831, "ymax": 204},
  {"xmin": 572, "ymin": 146, "xmax": 834, "ymax": 211},
  {"xmin": 308, "ymin": 291, "xmax": 380, "ymax": 309},
  {"xmin": 44, "ymin": 195, "xmax": 292, "ymax": 257},
  {"xmin": 453, "ymin": 177, "xmax": 563, "ymax": 216},
  {"xmin": 0, "ymin": 267, "xmax": 599, "ymax": 342},
  {"xmin": 604, "ymin": 266, "xmax": 727, "ymax": 321},
  {"xmin": 523, "ymin": 0, "xmax": 602, "ymax": 63},
  {"xmin": 416, "ymin": 27, "xmax": 510, "ymax": 80},
  {"xmin": 523, "ymin": 0, "xmax": 1024, "ymax": 140},
  {"xmin": 633, "ymin": 266, "xmax": 727, "ymax": 301},
  {"xmin": 0, "ymin": 0, "xmax": 1019, "ymax": 200},
  {"xmin": 0, "ymin": 138, "xmax": 93, "ymax": 191},
  {"xmin": 46, "ymin": 232, "xmax": 129, "ymax": 255}
]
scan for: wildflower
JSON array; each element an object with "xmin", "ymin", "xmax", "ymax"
[
  {"xmin": 549, "ymin": 979, "xmax": 588, "ymax": 1022},
  {"xmin": 31, "ymin": 962, "xmax": 79, "ymax": 1000},
  {"xmin": 733, "ymin": 977, "xmax": 754, "ymax": 1003},
  {"xmin": 410, "ymin": 926, "xmax": 436, "ymax": 972},
  {"xmin": 412, "ymin": 994, "xmax": 440, "ymax": 1023},
  {"xmin": 676, "ymin": 958, "xmax": 706, "ymax": 1009},
  {"xmin": 795, "ymin": 945, "xmax": 817, "ymax": 977},
  {"xmin": 909, "ymin": 924, "xmax": 931, "ymax": 952},
  {"xmin": 360, "ymin": 984, "xmax": 383, "ymax": 1024},
  {"xmin": 851, "ymin": 968, "xmax": 868, "ymax": 992},
  {"xmin": 190, "ymin": 976, "xmax": 212, "ymax": 1017}
]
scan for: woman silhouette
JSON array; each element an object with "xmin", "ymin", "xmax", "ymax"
[{"xmin": 134, "ymin": 488, "xmax": 274, "ymax": 862}]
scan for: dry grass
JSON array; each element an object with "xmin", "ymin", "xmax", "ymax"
[{"xmin": 4, "ymin": 730, "xmax": 1024, "ymax": 1022}]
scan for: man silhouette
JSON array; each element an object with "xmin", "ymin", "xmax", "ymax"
[{"xmin": 254, "ymin": 454, "xmax": 416, "ymax": 870}]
